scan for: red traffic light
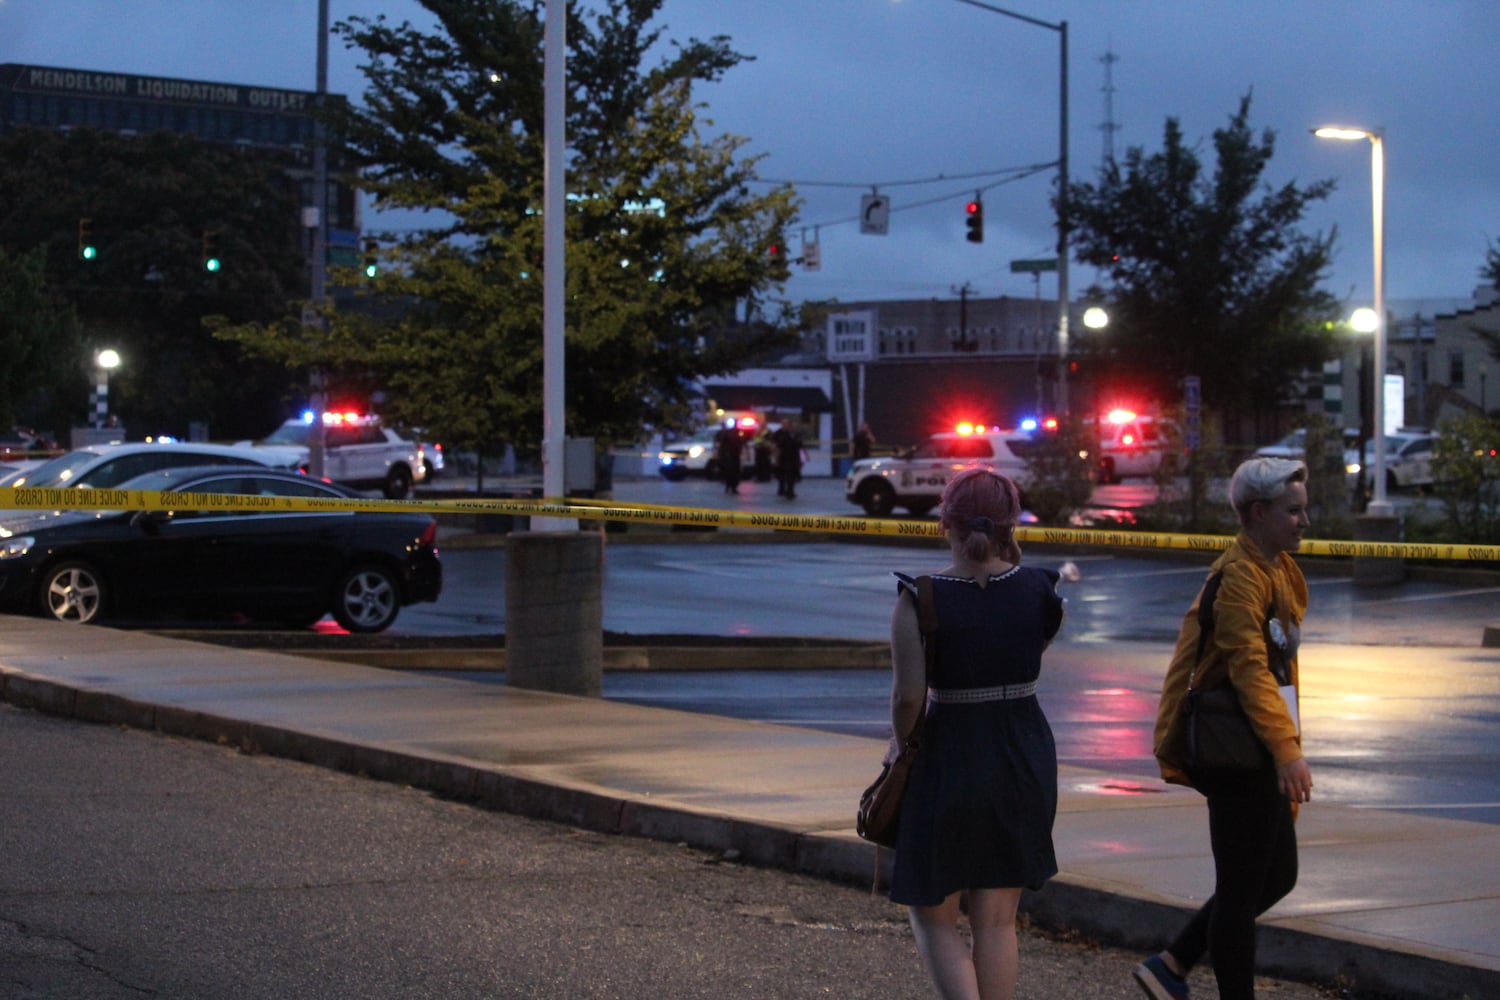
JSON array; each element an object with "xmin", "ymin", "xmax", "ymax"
[{"xmin": 965, "ymin": 198, "xmax": 984, "ymax": 243}]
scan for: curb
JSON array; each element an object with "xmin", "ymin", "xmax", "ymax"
[{"xmin": 272, "ymin": 644, "xmax": 889, "ymax": 672}]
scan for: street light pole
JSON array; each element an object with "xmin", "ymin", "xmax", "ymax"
[
  {"xmin": 306, "ymin": 0, "xmax": 331, "ymax": 479},
  {"xmin": 952, "ymin": 0, "xmax": 1069, "ymax": 411},
  {"xmin": 1315, "ymin": 126, "xmax": 1390, "ymax": 515},
  {"xmin": 93, "ymin": 348, "xmax": 120, "ymax": 432}
]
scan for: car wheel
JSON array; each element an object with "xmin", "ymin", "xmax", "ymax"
[
  {"xmin": 383, "ymin": 465, "xmax": 413, "ymax": 499},
  {"xmin": 860, "ymin": 481, "xmax": 896, "ymax": 517},
  {"xmin": 332, "ymin": 564, "xmax": 400, "ymax": 633},
  {"xmin": 704, "ymin": 458, "xmax": 721, "ymax": 480},
  {"xmin": 422, "ymin": 458, "xmax": 437, "ymax": 481},
  {"xmin": 905, "ymin": 501, "xmax": 935, "ymax": 518},
  {"xmin": 39, "ymin": 560, "xmax": 106, "ymax": 624},
  {"xmin": 658, "ymin": 466, "xmax": 686, "ymax": 482}
]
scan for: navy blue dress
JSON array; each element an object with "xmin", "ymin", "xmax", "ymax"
[{"xmin": 890, "ymin": 567, "xmax": 1063, "ymax": 906}]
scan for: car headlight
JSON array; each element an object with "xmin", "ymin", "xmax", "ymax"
[
  {"xmin": 688, "ymin": 445, "xmax": 706, "ymax": 459},
  {"xmin": 0, "ymin": 535, "xmax": 35, "ymax": 560}
]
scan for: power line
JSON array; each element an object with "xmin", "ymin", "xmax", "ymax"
[{"xmin": 755, "ymin": 161, "xmax": 1056, "ymax": 190}]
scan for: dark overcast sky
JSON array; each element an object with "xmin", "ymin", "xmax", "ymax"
[{"xmin": 6, "ymin": 0, "xmax": 1497, "ymax": 312}]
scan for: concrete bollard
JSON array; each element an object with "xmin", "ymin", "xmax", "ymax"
[
  {"xmin": 504, "ymin": 531, "xmax": 604, "ymax": 696},
  {"xmin": 1352, "ymin": 513, "xmax": 1405, "ymax": 587}
]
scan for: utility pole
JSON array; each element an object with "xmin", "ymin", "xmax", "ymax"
[
  {"xmin": 952, "ymin": 282, "xmax": 975, "ymax": 352},
  {"xmin": 306, "ymin": 0, "xmax": 330, "ymax": 478}
]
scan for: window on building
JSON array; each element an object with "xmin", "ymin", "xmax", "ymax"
[{"xmin": 1449, "ymin": 351, "xmax": 1465, "ymax": 387}]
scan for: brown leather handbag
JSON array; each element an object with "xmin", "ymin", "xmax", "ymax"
[{"xmin": 856, "ymin": 575, "xmax": 938, "ymax": 848}]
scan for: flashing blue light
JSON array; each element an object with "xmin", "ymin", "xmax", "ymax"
[
  {"xmin": 1019, "ymin": 417, "xmax": 1039, "ymax": 433},
  {"xmin": 300, "ymin": 410, "xmax": 316, "ymax": 423}
]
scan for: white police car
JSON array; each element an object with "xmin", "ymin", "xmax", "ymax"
[
  {"xmin": 844, "ymin": 424, "xmax": 1031, "ymax": 517},
  {"xmin": 240, "ymin": 412, "xmax": 426, "ymax": 499}
]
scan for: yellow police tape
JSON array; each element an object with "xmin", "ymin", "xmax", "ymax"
[{"xmin": 3, "ymin": 485, "xmax": 1499, "ymax": 563}]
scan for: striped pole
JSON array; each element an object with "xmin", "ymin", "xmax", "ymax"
[{"xmin": 94, "ymin": 370, "xmax": 109, "ymax": 429}]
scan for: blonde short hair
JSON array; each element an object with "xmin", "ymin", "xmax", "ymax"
[{"xmin": 1229, "ymin": 457, "xmax": 1308, "ymax": 521}]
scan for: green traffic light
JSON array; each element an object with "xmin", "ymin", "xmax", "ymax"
[
  {"xmin": 81, "ymin": 245, "xmax": 97, "ymax": 261},
  {"xmin": 205, "ymin": 258, "xmax": 221, "ymax": 272},
  {"xmin": 364, "ymin": 262, "xmax": 378, "ymax": 279}
]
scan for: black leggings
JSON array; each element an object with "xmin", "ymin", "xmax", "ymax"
[{"xmin": 1167, "ymin": 768, "xmax": 1298, "ymax": 1000}]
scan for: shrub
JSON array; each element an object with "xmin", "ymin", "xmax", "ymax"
[
  {"xmin": 1431, "ymin": 413, "xmax": 1500, "ymax": 544},
  {"xmin": 1020, "ymin": 418, "xmax": 1096, "ymax": 524}
]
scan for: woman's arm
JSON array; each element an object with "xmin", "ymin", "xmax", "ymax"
[{"xmin": 889, "ymin": 589, "xmax": 927, "ymax": 745}]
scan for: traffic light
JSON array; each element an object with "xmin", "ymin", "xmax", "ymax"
[
  {"xmin": 801, "ymin": 241, "xmax": 821, "ymax": 272},
  {"xmin": 965, "ymin": 198, "xmax": 984, "ymax": 243},
  {"xmin": 78, "ymin": 218, "xmax": 97, "ymax": 261},
  {"xmin": 362, "ymin": 238, "xmax": 379, "ymax": 279},
  {"xmin": 201, "ymin": 230, "xmax": 220, "ymax": 272},
  {"xmin": 768, "ymin": 241, "xmax": 788, "ymax": 269}
]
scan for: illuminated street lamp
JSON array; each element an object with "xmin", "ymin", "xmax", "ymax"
[
  {"xmin": 1082, "ymin": 306, "xmax": 1109, "ymax": 330},
  {"xmin": 1315, "ymin": 125, "xmax": 1391, "ymax": 516},
  {"xmin": 93, "ymin": 348, "xmax": 121, "ymax": 431},
  {"xmin": 952, "ymin": 0, "xmax": 1070, "ymax": 411}
]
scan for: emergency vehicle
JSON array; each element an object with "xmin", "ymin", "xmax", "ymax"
[
  {"xmin": 844, "ymin": 423, "xmax": 1032, "ymax": 518},
  {"xmin": 1091, "ymin": 409, "xmax": 1173, "ymax": 484},
  {"xmin": 241, "ymin": 411, "xmax": 427, "ymax": 499}
]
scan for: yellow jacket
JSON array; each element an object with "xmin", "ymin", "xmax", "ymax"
[{"xmin": 1153, "ymin": 533, "xmax": 1308, "ymax": 787}]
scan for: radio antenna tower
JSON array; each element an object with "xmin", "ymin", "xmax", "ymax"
[{"xmin": 1099, "ymin": 47, "xmax": 1120, "ymax": 167}]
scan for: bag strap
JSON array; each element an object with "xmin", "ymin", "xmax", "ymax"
[
  {"xmin": 1187, "ymin": 568, "xmax": 1282, "ymax": 692},
  {"xmin": 1186, "ymin": 571, "xmax": 1224, "ymax": 693}
]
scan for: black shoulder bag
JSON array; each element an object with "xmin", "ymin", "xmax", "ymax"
[{"xmin": 1182, "ymin": 571, "xmax": 1284, "ymax": 773}]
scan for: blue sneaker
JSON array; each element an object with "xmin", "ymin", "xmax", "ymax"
[{"xmin": 1133, "ymin": 954, "xmax": 1189, "ymax": 1000}]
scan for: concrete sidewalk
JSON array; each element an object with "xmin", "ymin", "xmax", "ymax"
[{"xmin": 2, "ymin": 616, "xmax": 1496, "ymax": 999}]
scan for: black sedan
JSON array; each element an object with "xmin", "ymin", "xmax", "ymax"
[{"xmin": 0, "ymin": 466, "xmax": 441, "ymax": 632}]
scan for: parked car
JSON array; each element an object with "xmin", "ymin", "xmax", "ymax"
[
  {"xmin": 1, "ymin": 427, "xmax": 61, "ymax": 462},
  {"xmin": 1349, "ymin": 430, "xmax": 1439, "ymax": 491},
  {"xmin": 1090, "ymin": 411, "xmax": 1175, "ymax": 484},
  {"xmin": 417, "ymin": 438, "xmax": 445, "ymax": 481},
  {"xmin": 240, "ymin": 412, "xmax": 425, "ymax": 499},
  {"xmin": 657, "ymin": 426, "xmax": 757, "ymax": 482},
  {"xmin": 844, "ymin": 424, "xmax": 1032, "ymax": 517},
  {"xmin": 0, "ymin": 465, "xmax": 441, "ymax": 632},
  {"xmin": 0, "ymin": 441, "xmax": 303, "ymax": 493}
]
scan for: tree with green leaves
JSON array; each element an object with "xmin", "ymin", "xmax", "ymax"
[
  {"xmin": 216, "ymin": 0, "xmax": 801, "ymax": 463},
  {"xmin": 0, "ymin": 245, "xmax": 84, "ymax": 434},
  {"xmin": 1482, "ymin": 238, "xmax": 1500, "ymax": 292},
  {"xmin": 1061, "ymin": 94, "xmax": 1341, "ymax": 445},
  {"xmin": 0, "ymin": 127, "xmax": 305, "ymax": 440}
]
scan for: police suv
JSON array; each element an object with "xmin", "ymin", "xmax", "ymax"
[
  {"xmin": 241, "ymin": 412, "xmax": 426, "ymax": 499},
  {"xmin": 844, "ymin": 424, "xmax": 1032, "ymax": 517}
]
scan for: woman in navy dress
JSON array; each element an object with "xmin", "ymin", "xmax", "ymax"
[{"xmin": 888, "ymin": 467, "xmax": 1064, "ymax": 1000}]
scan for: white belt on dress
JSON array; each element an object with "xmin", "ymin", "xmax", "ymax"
[{"xmin": 928, "ymin": 681, "xmax": 1037, "ymax": 703}]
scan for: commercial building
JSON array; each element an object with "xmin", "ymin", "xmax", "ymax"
[{"xmin": 0, "ymin": 62, "xmax": 361, "ymax": 270}]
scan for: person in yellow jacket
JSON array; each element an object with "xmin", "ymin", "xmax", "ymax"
[{"xmin": 1133, "ymin": 457, "xmax": 1313, "ymax": 1000}]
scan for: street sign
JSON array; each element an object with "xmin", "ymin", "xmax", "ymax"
[
  {"xmin": 1009, "ymin": 258, "xmax": 1058, "ymax": 274},
  {"xmin": 859, "ymin": 194, "xmax": 890, "ymax": 235},
  {"xmin": 1184, "ymin": 375, "xmax": 1202, "ymax": 450}
]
